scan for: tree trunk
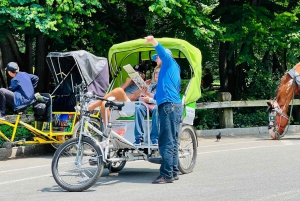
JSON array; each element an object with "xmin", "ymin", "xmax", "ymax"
[
  {"xmin": 25, "ymin": 34, "xmax": 34, "ymax": 74},
  {"xmin": 0, "ymin": 49, "xmax": 6, "ymax": 88},
  {"xmin": 218, "ymin": 0, "xmax": 232, "ymax": 92},
  {"xmin": 35, "ymin": 34, "xmax": 50, "ymax": 92},
  {"xmin": 0, "ymin": 37, "xmax": 17, "ymax": 87},
  {"xmin": 7, "ymin": 33, "xmax": 25, "ymax": 70},
  {"xmin": 273, "ymin": 52, "xmax": 284, "ymax": 73},
  {"xmin": 219, "ymin": 41, "xmax": 230, "ymax": 92}
]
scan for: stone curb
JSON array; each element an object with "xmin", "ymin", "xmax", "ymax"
[
  {"xmin": 0, "ymin": 144, "xmax": 49, "ymax": 161},
  {"xmin": 196, "ymin": 125, "xmax": 300, "ymax": 137}
]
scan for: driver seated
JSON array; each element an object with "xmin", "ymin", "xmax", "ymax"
[
  {"xmin": 88, "ymin": 62, "xmax": 149, "ymax": 125},
  {"xmin": 0, "ymin": 62, "xmax": 39, "ymax": 120}
]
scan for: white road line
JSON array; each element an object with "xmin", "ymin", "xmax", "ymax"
[
  {"xmin": 0, "ymin": 164, "xmax": 50, "ymax": 174},
  {"xmin": 0, "ymin": 174, "xmax": 52, "ymax": 185},
  {"xmin": 200, "ymin": 140, "xmax": 266, "ymax": 147}
]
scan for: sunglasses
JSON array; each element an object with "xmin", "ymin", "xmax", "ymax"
[{"xmin": 154, "ymin": 71, "xmax": 160, "ymax": 74}]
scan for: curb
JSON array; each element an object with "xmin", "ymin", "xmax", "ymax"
[
  {"xmin": 0, "ymin": 144, "xmax": 49, "ymax": 161},
  {"xmin": 196, "ymin": 125, "xmax": 300, "ymax": 137}
]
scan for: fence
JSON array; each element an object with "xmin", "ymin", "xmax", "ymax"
[{"xmin": 196, "ymin": 92, "xmax": 300, "ymax": 128}]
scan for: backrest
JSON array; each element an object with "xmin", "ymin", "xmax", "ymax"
[{"xmin": 34, "ymin": 93, "xmax": 52, "ymax": 122}]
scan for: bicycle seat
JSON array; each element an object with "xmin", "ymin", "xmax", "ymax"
[{"xmin": 105, "ymin": 101, "xmax": 125, "ymax": 110}]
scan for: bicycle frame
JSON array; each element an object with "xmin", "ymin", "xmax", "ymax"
[
  {"xmin": 75, "ymin": 93, "xmax": 159, "ymax": 165},
  {"xmin": 0, "ymin": 111, "xmax": 78, "ymax": 145}
]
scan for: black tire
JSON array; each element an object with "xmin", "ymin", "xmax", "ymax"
[
  {"xmin": 178, "ymin": 125, "xmax": 197, "ymax": 174},
  {"xmin": 51, "ymin": 137, "xmax": 104, "ymax": 192},
  {"xmin": 108, "ymin": 150, "xmax": 127, "ymax": 172},
  {"xmin": 73, "ymin": 117, "xmax": 104, "ymax": 142}
]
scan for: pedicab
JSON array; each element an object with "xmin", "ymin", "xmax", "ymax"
[
  {"xmin": 51, "ymin": 38, "xmax": 202, "ymax": 192},
  {"xmin": 0, "ymin": 50, "xmax": 109, "ymax": 149}
]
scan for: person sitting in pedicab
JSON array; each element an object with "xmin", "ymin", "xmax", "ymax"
[
  {"xmin": 88, "ymin": 62, "xmax": 150, "ymax": 125},
  {"xmin": 133, "ymin": 66, "xmax": 160, "ymax": 146},
  {"xmin": 0, "ymin": 62, "xmax": 39, "ymax": 120}
]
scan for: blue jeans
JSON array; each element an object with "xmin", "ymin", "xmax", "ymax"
[
  {"xmin": 0, "ymin": 88, "xmax": 14, "ymax": 116},
  {"xmin": 158, "ymin": 102, "xmax": 182, "ymax": 179},
  {"xmin": 134, "ymin": 104, "xmax": 158, "ymax": 141}
]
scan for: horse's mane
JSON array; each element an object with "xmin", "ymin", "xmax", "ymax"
[
  {"xmin": 275, "ymin": 63, "xmax": 300, "ymax": 102},
  {"xmin": 275, "ymin": 73, "xmax": 291, "ymax": 97}
]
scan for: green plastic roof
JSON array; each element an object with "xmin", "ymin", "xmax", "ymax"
[{"xmin": 108, "ymin": 38, "xmax": 202, "ymax": 104}]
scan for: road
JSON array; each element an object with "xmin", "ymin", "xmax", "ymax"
[{"xmin": 1, "ymin": 132, "xmax": 300, "ymax": 201}]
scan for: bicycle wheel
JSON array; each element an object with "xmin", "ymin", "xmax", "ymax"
[
  {"xmin": 51, "ymin": 137, "xmax": 104, "ymax": 192},
  {"xmin": 73, "ymin": 117, "xmax": 103, "ymax": 142},
  {"xmin": 178, "ymin": 125, "xmax": 197, "ymax": 174}
]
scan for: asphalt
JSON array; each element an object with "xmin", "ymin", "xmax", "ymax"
[{"xmin": 1, "ymin": 125, "xmax": 300, "ymax": 161}]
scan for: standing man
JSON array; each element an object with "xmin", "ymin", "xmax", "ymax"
[
  {"xmin": 144, "ymin": 36, "xmax": 183, "ymax": 184},
  {"xmin": 0, "ymin": 62, "xmax": 39, "ymax": 119}
]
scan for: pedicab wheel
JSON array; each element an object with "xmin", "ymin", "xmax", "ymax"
[
  {"xmin": 178, "ymin": 125, "xmax": 197, "ymax": 174},
  {"xmin": 51, "ymin": 137, "xmax": 104, "ymax": 192},
  {"xmin": 108, "ymin": 150, "xmax": 127, "ymax": 172},
  {"xmin": 73, "ymin": 117, "xmax": 104, "ymax": 142}
]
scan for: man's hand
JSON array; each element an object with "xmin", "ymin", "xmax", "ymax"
[
  {"xmin": 145, "ymin": 79, "xmax": 151, "ymax": 85},
  {"xmin": 145, "ymin": 36, "xmax": 158, "ymax": 46},
  {"xmin": 140, "ymin": 86, "xmax": 148, "ymax": 94},
  {"xmin": 141, "ymin": 96, "xmax": 150, "ymax": 103}
]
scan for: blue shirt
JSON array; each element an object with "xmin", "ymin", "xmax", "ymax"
[
  {"xmin": 154, "ymin": 43, "xmax": 181, "ymax": 106},
  {"xmin": 9, "ymin": 72, "xmax": 39, "ymax": 110}
]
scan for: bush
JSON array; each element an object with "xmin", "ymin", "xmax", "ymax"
[{"xmin": 0, "ymin": 106, "xmax": 34, "ymax": 147}]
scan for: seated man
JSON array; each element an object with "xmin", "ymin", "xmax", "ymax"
[
  {"xmin": 0, "ymin": 62, "xmax": 39, "ymax": 119},
  {"xmin": 88, "ymin": 62, "xmax": 149, "ymax": 125},
  {"xmin": 133, "ymin": 66, "xmax": 160, "ymax": 146}
]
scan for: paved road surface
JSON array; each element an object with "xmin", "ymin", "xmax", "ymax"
[{"xmin": 1, "ymin": 132, "xmax": 300, "ymax": 201}]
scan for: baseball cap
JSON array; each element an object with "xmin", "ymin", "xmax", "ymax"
[
  {"xmin": 133, "ymin": 62, "xmax": 146, "ymax": 74},
  {"xmin": 5, "ymin": 62, "xmax": 19, "ymax": 73},
  {"xmin": 151, "ymin": 48, "xmax": 172, "ymax": 61}
]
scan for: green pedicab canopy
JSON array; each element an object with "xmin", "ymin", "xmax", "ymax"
[{"xmin": 108, "ymin": 38, "xmax": 202, "ymax": 104}]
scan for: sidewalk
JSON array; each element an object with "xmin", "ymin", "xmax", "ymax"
[{"xmin": 1, "ymin": 125, "xmax": 300, "ymax": 161}]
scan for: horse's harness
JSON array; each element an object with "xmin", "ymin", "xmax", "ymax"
[
  {"xmin": 268, "ymin": 100, "xmax": 289, "ymax": 137},
  {"xmin": 268, "ymin": 68, "xmax": 299, "ymax": 138}
]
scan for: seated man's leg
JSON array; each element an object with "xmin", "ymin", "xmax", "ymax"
[
  {"xmin": 133, "ymin": 104, "xmax": 147, "ymax": 144},
  {"xmin": 89, "ymin": 87, "xmax": 128, "ymax": 111},
  {"xmin": 0, "ymin": 88, "xmax": 14, "ymax": 116},
  {"xmin": 150, "ymin": 106, "xmax": 159, "ymax": 145},
  {"xmin": 100, "ymin": 88, "xmax": 129, "ymax": 125}
]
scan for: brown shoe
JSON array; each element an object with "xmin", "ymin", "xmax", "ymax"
[{"xmin": 152, "ymin": 175, "xmax": 174, "ymax": 184}]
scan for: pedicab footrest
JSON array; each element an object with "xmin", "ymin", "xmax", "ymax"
[{"xmin": 148, "ymin": 157, "xmax": 162, "ymax": 164}]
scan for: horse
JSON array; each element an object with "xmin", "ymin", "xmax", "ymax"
[{"xmin": 267, "ymin": 63, "xmax": 300, "ymax": 139}]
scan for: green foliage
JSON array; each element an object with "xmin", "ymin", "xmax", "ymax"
[
  {"xmin": 233, "ymin": 108, "xmax": 269, "ymax": 128},
  {"xmin": 194, "ymin": 109, "xmax": 219, "ymax": 130},
  {"xmin": 194, "ymin": 90, "xmax": 219, "ymax": 129},
  {"xmin": 240, "ymin": 68, "xmax": 281, "ymax": 100},
  {"xmin": 0, "ymin": 124, "xmax": 32, "ymax": 146}
]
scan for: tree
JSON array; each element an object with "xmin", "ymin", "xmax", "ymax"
[{"xmin": 0, "ymin": 0, "xmax": 102, "ymax": 91}]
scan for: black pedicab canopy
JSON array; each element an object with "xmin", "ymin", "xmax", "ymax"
[{"xmin": 46, "ymin": 50, "xmax": 109, "ymax": 111}]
